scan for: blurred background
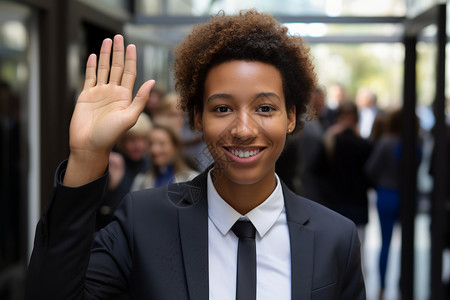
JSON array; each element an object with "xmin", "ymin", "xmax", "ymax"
[{"xmin": 1, "ymin": 0, "xmax": 450, "ymax": 299}]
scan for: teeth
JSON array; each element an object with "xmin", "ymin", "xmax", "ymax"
[{"xmin": 230, "ymin": 148, "xmax": 260, "ymax": 158}]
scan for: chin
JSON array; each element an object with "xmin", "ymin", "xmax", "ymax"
[
  {"xmin": 227, "ymin": 176, "xmax": 260, "ymax": 185},
  {"xmin": 219, "ymin": 166, "xmax": 272, "ymax": 186}
]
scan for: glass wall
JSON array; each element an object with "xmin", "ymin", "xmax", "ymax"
[
  {"xmin": 136, "ymin": 0, "xmax": 406, "ymax": 16},
  {"xmin": 125, "ymin": 20, "xmax": 405, "ymax": 103},
  {"xmin": 125, "ymin": 23, "xmax": 194, "ymax": 92},
  {"xmin": 417, "ymin": 25, "xmax": 438, "ymax": 107},
  {"xmin": 310, "ymin": 43, "xmax": 404, "ymax": 108}
]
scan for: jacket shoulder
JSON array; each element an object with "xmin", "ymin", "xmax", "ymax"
[{"xmin": 285, "ymin": 185, "xmax": 358, "ymax": 237}]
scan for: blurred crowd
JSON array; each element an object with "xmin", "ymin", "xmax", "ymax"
[{"xmin": 275, "ymin": 83, "xmax": 447, "ymax": 299}]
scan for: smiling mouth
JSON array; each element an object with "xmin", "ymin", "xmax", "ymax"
[{"xmin": 225, "ymin": 147, "xmax": 264, "ymax": 158}]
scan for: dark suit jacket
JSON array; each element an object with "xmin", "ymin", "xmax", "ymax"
[{"xmin": 26, "ymin": 161, "xmax": 366, "ymax": 299}]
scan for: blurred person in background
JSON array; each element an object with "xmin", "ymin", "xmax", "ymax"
[
  {"xmin": 277, "ymin": 85, "xmax": 330, "ymax": 196},
  {"xmin": 276, "ymin": 86, "xmax": 328, "ymax": 194},
  {"xmin": 131, "ymin": 123, "xmax": 198, "ymax": 191},
  {"xmin": 297, "ymin": 86, "xmax": 329, "ymax": 205},
  {"xmin": 320, "ymin": 83, "xmax": 349, "ymax": 129},
  {"xmin": 320, "ymin": 84, "xmax": 342, "ymax": 129},
  {"xmin": 96, "ymin": 113, "xmax": 152, "ymax": 230},
  {"xmin": 368, "ymin": 113, "xmax": 388, "ymax": 144},
  {"xmin": 323, "ymin": 101, "xmax": 372, "ymax": 246},
  {"xmin": 143, "ymin": 87, "xmax": 165, "ymax": 119},
  {"xmin": 365, "ymin": 108, "xmax": 421, "ymax": 300},
  {"xmin": 327, "ymin": 83, "xmax": 348, "ymax": 109},
  {"xmin": 356, "ymin": 87, "xmax": 383, "ymax": 139}
]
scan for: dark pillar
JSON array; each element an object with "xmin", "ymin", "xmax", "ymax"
[
  {"xmin": 401, "ymin": 34, "xmax": 417, "ymax": 300},
  {"xmin": 38, "ymin": 0, "xmax": 71, "ymax": 207},
  {"xmin": 430, "ymin": 4, "xmax": 447, "ymax": 300}
]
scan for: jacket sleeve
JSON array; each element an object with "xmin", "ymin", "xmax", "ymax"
[
  {"xmin": 24, "ymin": 160, "xmax": 124, "ymax": 300},
  {"xmin": 340, "ymin": 224, "xmax": 366, "ymax": 300}
]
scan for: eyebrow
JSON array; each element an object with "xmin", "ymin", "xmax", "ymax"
[
  {"xmin": 206, "ymin": 93, "xmax": 233, "ymax": 102},
  {"xmin": 253, "ymin": 92, "xmax": 281, "ymax": 101},
  {"xmin": 206, "ymin": 92, "xmax": 281, "ymax": 102}
]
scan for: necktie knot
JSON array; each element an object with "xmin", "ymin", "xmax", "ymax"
[{"xmin": 232, "ymin": 220, "xmax": 256, "ymax": 239}]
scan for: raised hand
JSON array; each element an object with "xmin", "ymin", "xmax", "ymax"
[{"xmin": 64, "ymin": 35, "xmax": 155, "ymax": 186}]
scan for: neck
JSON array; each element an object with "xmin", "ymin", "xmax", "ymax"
[{"xmin": 212, "ymin": 167, "xmax": 277, "ymax": 215}]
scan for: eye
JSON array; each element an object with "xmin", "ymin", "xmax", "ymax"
[
  {"xmin": 214, "ymin": 106, "xmax": 232, "ymax": 113},
  {"xmin": 257, "ymin": 105, "xmax": 275, "ymax": 113}
]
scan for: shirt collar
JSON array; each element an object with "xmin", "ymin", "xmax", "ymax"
[{"xmin": 207, "ymin": 169, "xmax": 284, "ymax": 238}]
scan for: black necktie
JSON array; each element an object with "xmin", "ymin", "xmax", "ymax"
[{"xmin": 231, "ymin": 220, "xmax": 257, "ymax": 300}]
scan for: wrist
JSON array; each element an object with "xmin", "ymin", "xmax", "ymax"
[{"xmin": 63, "ymin": 150, "xmax": 109, "ymax": 187}]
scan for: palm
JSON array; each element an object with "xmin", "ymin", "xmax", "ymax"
[
  {"xmin": 69, "ymin": 35, "xmax": 154, "ymax": 155},
  {"xmin": 70, "ymin": 85, "xmax": 132, "ymax": 153}
]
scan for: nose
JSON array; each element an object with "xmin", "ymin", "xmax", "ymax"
[{"xmin": 230, "ymin": 111, "xmax": 259, "ymax": 140}]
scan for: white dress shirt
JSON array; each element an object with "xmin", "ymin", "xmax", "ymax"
[
  {"xmin": 359, "ymin": 106, "xmax": 378, "ymax": 138},
  {"xmin": 207, "ymin": 170, "xmax": 291, "ymax": 299}
]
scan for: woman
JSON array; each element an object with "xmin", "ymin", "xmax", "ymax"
[
  {"xmin": 26, "ymin": 11, "xmax": 365, "ymax": 299},
  {"xmin": 131, "ymin": 124, "xmax": 198, "ymax": 191},
  {"xmin": 365, "ymin": 108, "xmax": 420, "ymax": 299},
  {"xmin": 323, "ymin": 101, "xmax": 372, "ymax": 245}
]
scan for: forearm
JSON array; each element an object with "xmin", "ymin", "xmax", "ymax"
[{"xmin": 26, "ymin": 161, "xmax": 108, "ymax": 299}]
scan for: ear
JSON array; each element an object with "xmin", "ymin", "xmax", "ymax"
[
  {"xmin": 193, "ymin": 107, "xmax": 203, "ymax": 132},
  {"xmin": 287, "ymin": 105, "xmax": 296, "ymax": 132}
]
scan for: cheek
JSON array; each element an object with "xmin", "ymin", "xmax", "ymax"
[
  {"xmin": 201, "ymin": 119, "xmax": 227, "ymax": 144},
  {"xmin": 161, "ymin": 145, "xmax": 171, "ymax": 157},
  {"xmin": 266, "ymin": 123, "xmax": 288, "ymax": 151}
]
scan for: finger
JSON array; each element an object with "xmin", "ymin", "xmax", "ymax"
[
  {"xmin": 127, "ymin": 80, "xmax": 156, "ymax": 117},
  {"xmin": 97, "ymin": 38, "xmax": 112, "ymax": 85},
  {"xmin": 121, "ymin": 44, "xmax": 137, "ymax": 90},
  {"xmin": 83, "ymin": 54, "xmax": 97, "ymax": 90},
  {"xmin": 109, "ymin": 35, "xmax": 125, "ymax": 85}
]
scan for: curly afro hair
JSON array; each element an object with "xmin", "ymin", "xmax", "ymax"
[{"xmin": 173, "ymin": 10, "xmax": 317, "ymax": 134}]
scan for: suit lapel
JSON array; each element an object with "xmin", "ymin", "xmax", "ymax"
[
  {"xmin": 175, "ymin": 171, "xmax": 209, "ymax": 300},
  {"xmin": 282, "ymin": 182, "xmax": 314, "ymax": 300}
]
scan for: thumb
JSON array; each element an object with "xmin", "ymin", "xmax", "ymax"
[{"xmin": 128, "ymin": 79, "xmax": 156, "ymax": 117}]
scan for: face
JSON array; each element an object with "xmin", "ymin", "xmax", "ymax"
[
  {"xmin": 146, "ymin": 91, "xmax": 162, "ymax": 113},
  {"xmin": 123, "ymin": 135, "xmax": 149, "ymax": 161},
  {"xmin": 149, "ymin": 128, "xmax": 177, "ymax": 167},
  {"xmin": 195, "ymin": 60, "xmax": 295, "ymax": 185}
]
